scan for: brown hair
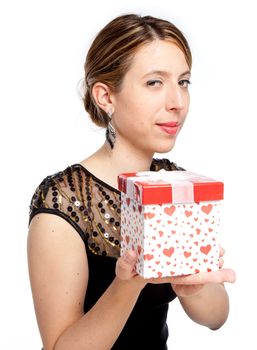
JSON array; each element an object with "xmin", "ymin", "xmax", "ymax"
[{"xmin": 81, "ymin": 13, "xmax": 192, "ymax": 128}]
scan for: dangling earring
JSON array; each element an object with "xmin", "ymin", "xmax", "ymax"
[{"xmin": 106, "ymin": 110, "xmax": 116, "ymax": 149}]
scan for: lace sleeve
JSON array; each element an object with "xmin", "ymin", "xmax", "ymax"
[{"xmin": 28, "ymin": 170, "xmax": 90, "ymax": 245}]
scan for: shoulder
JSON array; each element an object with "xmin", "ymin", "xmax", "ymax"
[
  {"xmin": 28, "ymin": 164, "xmax": 90, "ymax": 243},
  {"xmin": 150, "ymin": 157, "xmax": 186, "ymax": 171},
  {"xmin": 27, "ymin": 166, "xmax": 89, "ymax": 349},
  {"xmin": 29, "ymin": 168, "xmax": 65, "ymax": 214}
]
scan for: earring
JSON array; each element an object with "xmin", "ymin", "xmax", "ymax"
[{"xmin": 106, "ymin": 110, "xmax": 116, "ymax": 149}]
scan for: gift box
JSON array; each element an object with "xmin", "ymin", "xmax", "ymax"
[{"xmin": 118, "ymin": 169, "xmax": 223, "ymax": 278}]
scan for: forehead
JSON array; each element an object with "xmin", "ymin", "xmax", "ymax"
[{"xmin": 128, "ymin": 40, "xmax": 189, "ymax": 76}]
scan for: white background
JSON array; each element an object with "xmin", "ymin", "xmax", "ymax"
[{"xmin": 1, "ymin": 0, "xmax": 256, "ymax": 348}]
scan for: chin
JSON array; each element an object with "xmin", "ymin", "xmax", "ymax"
[{"xmin": 154, "ymin": 139, "xmax": 176, "ymax": 154}]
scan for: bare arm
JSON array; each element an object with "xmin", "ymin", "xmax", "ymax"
[
  {"xmin": 177, "ymin": 283, "xmax": 229, "ymax": 330},
  {"xmin": 27, "ymin": 214, "xmax": 144, "ymax": 350},
  {"xmin": 171, "ymin": 246, "xmax": 232, "ymax": 330}
]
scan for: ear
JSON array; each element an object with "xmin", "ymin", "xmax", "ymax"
[{"xmin": 92, "ymin": 82, "xmax": 114, "ymax": 114}]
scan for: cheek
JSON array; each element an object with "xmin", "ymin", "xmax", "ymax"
[
  {"xmin": 115, "ymin": 85, "xmax": 161, "ymax": 132},
  {"xmin": 127, "ymin": 118, "xmax": 149, "ymax": 134},
  {"xmin": 185, "ymin": 92, "xmax": 190, "ymax": 109},
  {"xmin": 117, "ymin": 98, "xmax": 152, "ymax": 128}
]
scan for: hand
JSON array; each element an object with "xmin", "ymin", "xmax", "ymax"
[
  {"xmin": 171, "ymin": 245, "xmax": 229, "ymax": 297},
  {"xmin": 116, "ymin": 246, "xmax": 236, "ymax": 292},
  {"xmin": 115, "ymin": 250, "xmax": 146, "ymax": 289}
]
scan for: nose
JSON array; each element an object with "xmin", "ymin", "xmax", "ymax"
[{"xmin": 166, "ymin": 84, "xmax": 185, "ymax": 111}]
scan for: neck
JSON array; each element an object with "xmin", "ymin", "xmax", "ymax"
[{"xmin": 97, "ymin": 140, "xmax": 155, "ymax": 174}]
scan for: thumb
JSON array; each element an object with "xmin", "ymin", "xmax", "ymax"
[{"xmin": 116, "ymin": 250, "xmax": 137, "ymax": 280}]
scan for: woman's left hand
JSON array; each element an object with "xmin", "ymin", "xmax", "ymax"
[{"xmin": 171, "ymin": 245, "xmax": 226, "ymax": 297}]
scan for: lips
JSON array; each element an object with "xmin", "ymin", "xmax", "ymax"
[
  {"xmin": 156, "ymin": 121, "xmax": 181, "ymax": 135},
  {"xmin": 156, "ymin": 121, "xmax": 179, "ymax": 127}
]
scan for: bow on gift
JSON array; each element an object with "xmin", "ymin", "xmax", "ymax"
[
  {"xmin": 125, "ymin": 169, "xmax": 220, "ymax": 204},
  {"xmin": 136, "ymin": 169, "xmax": 214, "ymax": 182}
]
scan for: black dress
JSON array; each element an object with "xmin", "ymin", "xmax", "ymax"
[{"xmin": 28, "ymin": 158, "xmax": 185, "ymax": 350}]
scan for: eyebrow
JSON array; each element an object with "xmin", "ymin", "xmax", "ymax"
[{"xmin": 142, "ymin": 70, "xmax": 191, "ymax": 79}]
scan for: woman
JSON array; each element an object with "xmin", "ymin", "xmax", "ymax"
[{"xmin": 27, "ymin": 13, "xmax": 236, "ymax": 350}]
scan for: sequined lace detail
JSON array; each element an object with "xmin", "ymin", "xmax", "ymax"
[{"xmin": 29, "ymin": 158, "xmax": 185, "ymax": 258}]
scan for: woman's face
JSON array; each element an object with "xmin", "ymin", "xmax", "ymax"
[{"xmin": 112, "ymin": 39, "xmax": 191, "ymax": 155}]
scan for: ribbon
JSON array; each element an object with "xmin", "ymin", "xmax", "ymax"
[
  {"xmin": 135, "ymin": 169, "xmax": 214, "ymax": 182},
  {"xmin": 126, "ymin": 169, "xmax": 217, "ymax": 204}
]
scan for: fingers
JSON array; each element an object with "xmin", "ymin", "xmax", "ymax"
[
  {"xmin": 168, "ymin": 268, "xmax": 236, "ymax": 285},
  {"xmin": 219, "ymin": 245, "xmax": 225, "ymax": 257},
  {"xmin": 219, "ymin": 245, "xmax": 225, "ymax": 268},
  {"xmin": 115, "ymin": 250, "xmax": 138, "ymax": 280},
  {"xmin": 115, "ymin": 248, "xmax": 235, "ymax": 287}
]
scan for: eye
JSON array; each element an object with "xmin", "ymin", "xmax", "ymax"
[
  {"xmin": 147, "ymin": 80, "xmax": 163, "ymax": 87},
  {"xmin": 179, "ymin": 79, "xmax": 191, "ymax": 88}
]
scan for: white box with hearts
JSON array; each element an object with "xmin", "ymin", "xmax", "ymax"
[{"xmin": 118, "ymin": 169, "xmax": 223, "ymax": 278}]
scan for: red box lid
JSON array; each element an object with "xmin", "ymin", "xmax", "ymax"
[{"xmin": 117, "ymin": 170, "xmax": 223, "ymax": 205}]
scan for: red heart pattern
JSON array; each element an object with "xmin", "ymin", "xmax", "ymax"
[
  {"xmin": 184, "ymin": 251, "xmax": 191, "ymax": 258},
  {"xmin": 163, "ymin": 247, "xmax": 175, "ymax": 257},
  {"xmin": 144, "ymin": 212, "xmax": 155, "ymax": 219},
  {"xmin": 200, "ymin": 244, "xmax": 211, "ymax": 255},
  {"xmin": 201, "ymin": 204, "xmax": 213, "ymax": 215},
  {"xmin": 120, "ymin": 192, "xmax": 221, "ymax": 278},
  {"xmin": 164, "ymin": 205, "xmax": 176, "ymax": 216},
  {"xmin": 137, "ymin": 244, "xmax": 142, "ymax": 255},
  {"xmin": 144, "ymin": 254, "xmax": 154, "ymax": 261}
]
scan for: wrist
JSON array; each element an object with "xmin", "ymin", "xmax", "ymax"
[
  {"xmin": 113, "ymin": 275, "xmax": 146, "ymax": 295},
  {"xmin": 175, "ymin": 284, "xmax": 206, "ymax": 300}
]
